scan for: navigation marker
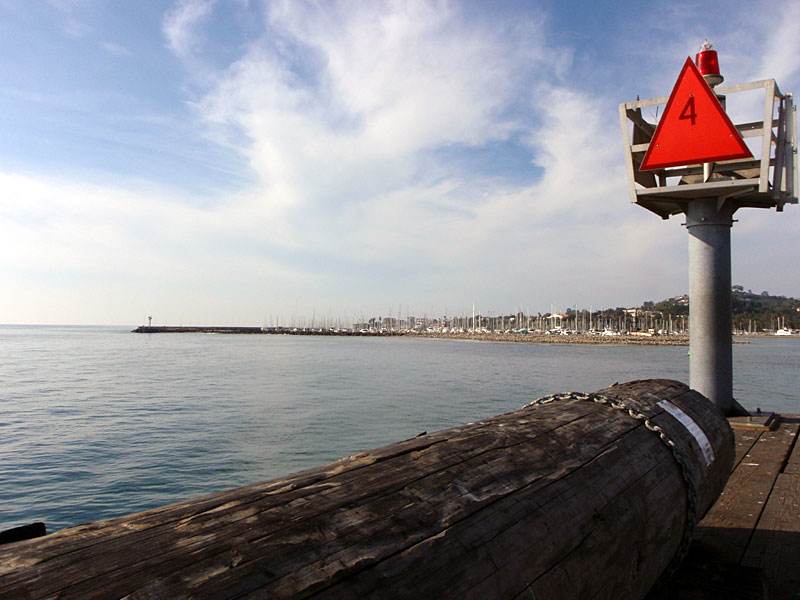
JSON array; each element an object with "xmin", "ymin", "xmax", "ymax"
[{"xmin": 639, "ymin": 57, "xmax": 752, "ymax": 171}]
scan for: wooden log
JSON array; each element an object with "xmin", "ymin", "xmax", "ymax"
[{"xmin": 0, "ymin": 379, "xmax": 733, "ymax": 600}]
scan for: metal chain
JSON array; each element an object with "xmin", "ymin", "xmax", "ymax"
[{"xmin": 525, "ymin": 392, "xmax": 697, "ymax": 584}]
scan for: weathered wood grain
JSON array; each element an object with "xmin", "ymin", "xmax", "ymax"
[
  {"xmin": 0, "ymin": 403, "xmax": 602, "ymax": 595},
  {"xmin": 693, "ymin": 419, "xmax": 799, "ymax": 565},
  {"xmin": 732, "ymin": 429, "xmax": 763, "ymax": 470},
  {"xmin": 0, "ymin": 380, "xmax": 733, "ymax": 600},
  {"xmin": 741, "ymin": 472, "xmax": 800, "ymax": 600},
  {"xmin": 779, "ymin": 417, "xmax": 800, "ymax": 476}
]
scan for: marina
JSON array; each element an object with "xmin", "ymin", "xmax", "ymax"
[
  {"xmin": 132, "ymin": 324, "xmax": 799, "ymax": 346},
  {"xmin": 132, "ymin": 324, "xmax": 691, "ymax": 345}
]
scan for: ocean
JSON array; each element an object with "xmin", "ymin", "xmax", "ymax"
[{"xmin": 1, "ymin": 325, "xmax": 797, "ymax": 533}]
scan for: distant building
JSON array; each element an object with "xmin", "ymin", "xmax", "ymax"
[{"xmin": 545, "ymin": 314, "xmax": 568, "ymax": 329}]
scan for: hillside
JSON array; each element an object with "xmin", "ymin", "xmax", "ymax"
[{"xmin": 651, "ymin": 288, "xmax": 800, "ymax": 331}]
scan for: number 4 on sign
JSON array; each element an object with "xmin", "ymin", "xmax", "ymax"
[
  {"xmin": 679, "ymin": 96, "xmax": 696, "ymax": 125},
  {"xmin": 639, "ymin": 57, "xmax": 751, "ymax": 171}
]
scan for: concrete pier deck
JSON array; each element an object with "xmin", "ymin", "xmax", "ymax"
[{"xmin": 649, "ymin": 414, "xmax": 800, "ymax": 599}]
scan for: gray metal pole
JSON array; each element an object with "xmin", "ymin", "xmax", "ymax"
[{"xmin": 686, "ymin": 199, "xmax": 734, "ymax": 414}]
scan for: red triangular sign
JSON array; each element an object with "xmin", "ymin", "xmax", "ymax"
[{"xmin": 640, "ymin": 57, "xmax": 752, "ymax": 171}]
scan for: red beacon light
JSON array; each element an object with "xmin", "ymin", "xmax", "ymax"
[{"xmin": 695, "ymin": 39, "xmax": 724, "ymax": 87}]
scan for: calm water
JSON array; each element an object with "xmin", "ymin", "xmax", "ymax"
[{"xmin": 1, "ymin": 325, "xmax": 797, "ymax": 533}]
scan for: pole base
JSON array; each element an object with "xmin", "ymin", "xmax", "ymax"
[{"xmin": 727, "ymin": 398, "xmax": 750, "ymax": 417}]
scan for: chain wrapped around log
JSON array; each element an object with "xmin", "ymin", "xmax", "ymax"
[{"xmin": 0, "ymin": 379, "xmax": 734, "ymax": 600}]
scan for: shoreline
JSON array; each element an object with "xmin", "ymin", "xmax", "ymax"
[
  {"xmin": 133, "ymin": 326, "xmax": 697, "ymax": 345},
  {"xmin": 407, "ymin": 331, "xmax": 693, "ymax": 345},
  {"xmin": 128, "ymin": 326, "xmax": 791, "ymax": 345}
]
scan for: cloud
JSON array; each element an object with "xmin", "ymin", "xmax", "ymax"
[
  {"xmin": 4, "ymin": 0, "xmax": 798, "ymax": 325},
  {"xmin": 153, "ymin": 0, "xmax": 712, "ymax": 315},
  {"xmin": 0, "ymin": 171, "xmax": 320, "ymax": 323},
  {"xmin": 99, "ymin": 41, "xmax": 132, "ymax": 58},
  {"xmin": 163, "ymin": 0, "xmax": 216, "ymax": 57},
  {"xmin": 757, "ymin": 2, "xmax": 800, "ymax": 85},
  {"xmin": 193, "ymin": 3, "xmax": 549, "ymax": 243}
]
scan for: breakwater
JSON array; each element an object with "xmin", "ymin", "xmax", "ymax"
[
  {"xmin": 132, "ymin": 325, "xmax": 690, "ymax": 345},
  {"xmin": 410, "ymin": 331, "xmax": 691, "ymax": 345},
  {"xmin": 132, "ymin": 326, "xmax": 403, "ymax": 336}
]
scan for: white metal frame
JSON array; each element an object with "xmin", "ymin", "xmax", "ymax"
[{"xmin": 619, "ymin": 80, "xmax": 797, "ymax": 219}]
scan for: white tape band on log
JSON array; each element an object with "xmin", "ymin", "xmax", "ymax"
[{"xmin": 657, "ymin": 400, "xmax": 715, "ymax": 466}]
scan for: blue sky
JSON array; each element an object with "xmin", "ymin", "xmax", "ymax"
[{"xmin": 1, "ymin": 0, "xmax": 798, "ymax": 325}]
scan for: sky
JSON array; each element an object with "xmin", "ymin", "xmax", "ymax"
[{"xmin": 1, "ymin": 0, "xmax": 798, "ymax": 326}]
